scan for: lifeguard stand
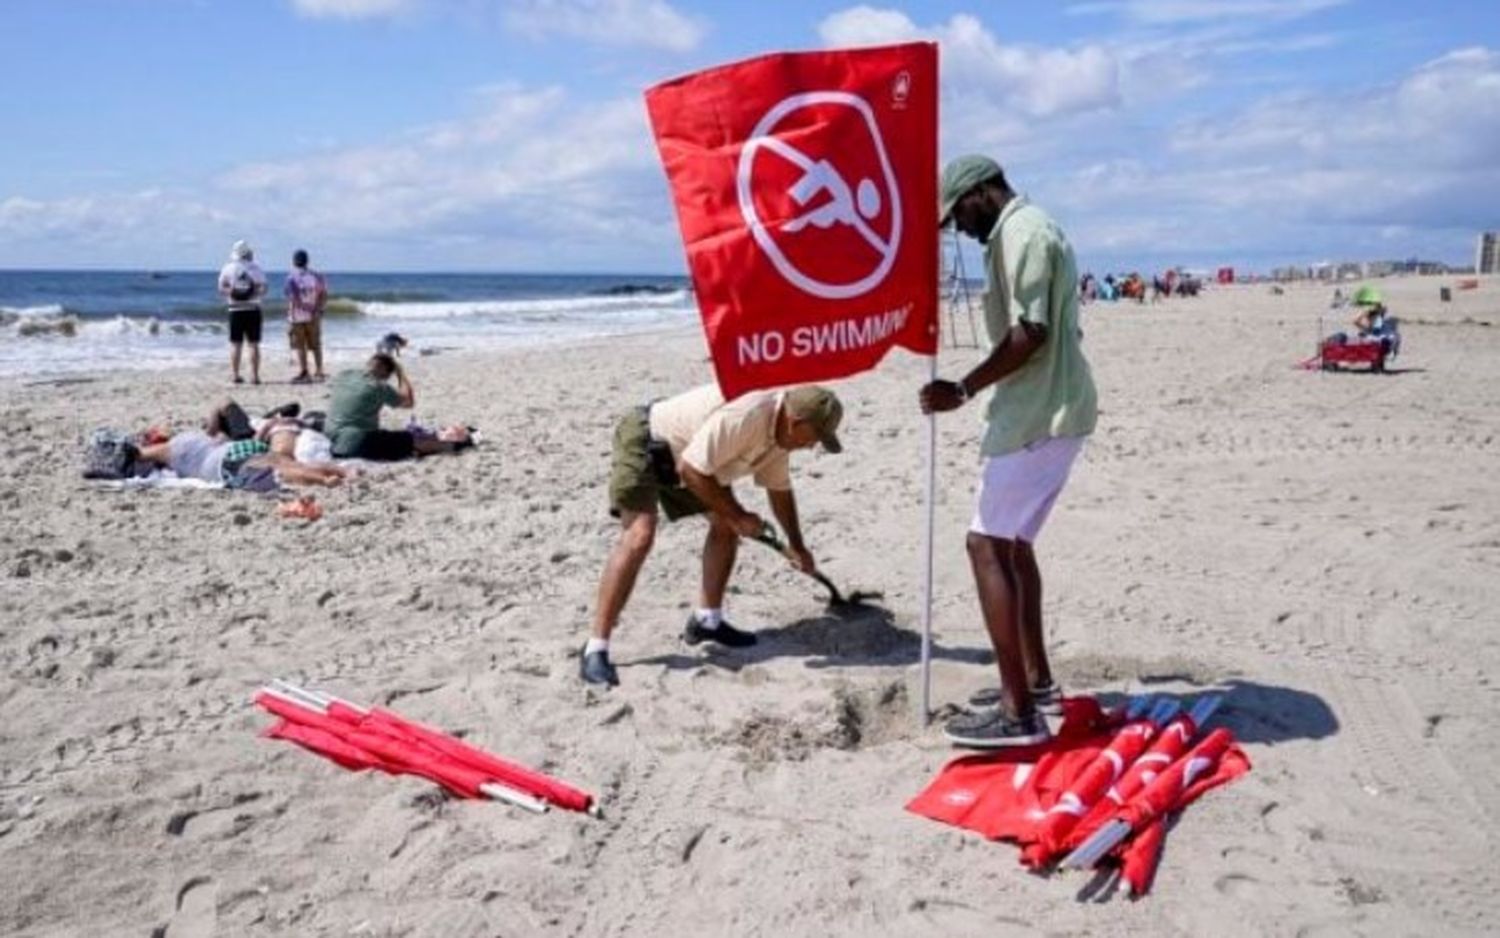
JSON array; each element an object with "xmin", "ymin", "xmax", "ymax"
[{"xmin": 941, "ymin": 227, "xmax": 981, "ymax": 349}]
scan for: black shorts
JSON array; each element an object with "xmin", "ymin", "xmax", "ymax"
[
  {"xmin": 352, "ymin": 429, "xmax": 416, "ymax": 462},
  {"xmin": 229, "ymin": 307, "xmax": 263, "ymax": 344}
]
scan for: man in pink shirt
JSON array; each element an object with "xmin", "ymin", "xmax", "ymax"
[{"xmin": 283, "ymin": 249, "xmax": 327, "ymax": 384}]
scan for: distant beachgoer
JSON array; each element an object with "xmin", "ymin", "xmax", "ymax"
[
  {"xmin": 1349, "ymin": 285, "xmax": 1400, "ymax": 358},
  {"xmin": 325, "ymin": 353, "xmax": 471, "ymax": 461},
  {"xmin": 580, "ymin": 384, "xmax": 844, "ymax": 687},
  {"xmin": 922, "ymin": 154, "xmax": 1098, "ymax": 749},
  {"xmin": 217, "ymin": 240, "xmax": 268, "ymax": 385},
  {"xmin": 283, "ymin": 249, "xmax": 328, "ymax": 384}
]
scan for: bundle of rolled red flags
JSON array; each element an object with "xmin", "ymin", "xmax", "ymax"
[
  {"xmin": 907, "ymin": 694, "xmax": 1249, "ymax": 896},
  {"xmin": 254, "ymin": 679, "xmax": 601, "ymax": 817}
]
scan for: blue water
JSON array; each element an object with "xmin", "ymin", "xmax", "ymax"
[{"xmin": 0, "ymin": 270, "xmax": 696, "ymax": 378}]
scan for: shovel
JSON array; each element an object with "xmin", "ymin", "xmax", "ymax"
[{"xmin": 750, "ymin": 523, "xmax": 882, "ymax": 609}]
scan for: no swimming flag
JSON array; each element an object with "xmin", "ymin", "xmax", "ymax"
[{"xmin": 646, "ymin": 43, "xmax": 939, "ymax": 399}]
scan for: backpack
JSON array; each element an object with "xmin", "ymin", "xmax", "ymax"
[
  {"xmin": 229, "ymin": 268, "xmax": 258, "ymax": 302},
  {"xmin": 82, "ymin": 429, "xmax": 141, "ymax": 480}
]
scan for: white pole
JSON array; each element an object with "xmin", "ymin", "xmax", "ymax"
[{"xmin": 920, "ymin": 340, "xmax": 939, "ymax": 725}]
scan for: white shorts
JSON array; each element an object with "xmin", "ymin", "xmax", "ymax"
[{"xmin": 969, "ymin": 436, "xmax": 1086, "ymax": 542}]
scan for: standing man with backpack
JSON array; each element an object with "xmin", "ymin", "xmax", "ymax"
[
  {"xmin": 283, "ymin": 249, "xmax": 328, "ymax": 384},
  {"xmin": 217, "ymin": 240, "xmax": 268, "ymax": 385}
]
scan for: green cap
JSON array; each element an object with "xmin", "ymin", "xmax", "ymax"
[
  {"xmin": 1352, "ymin": 284, "xmax": 1383, "ymax": 306},
  {"xmin": 784, "ymin": 386, "xmax": 843, "ymax": 454},
  {"xmin": 939, "ymin": 154, "xmax": 1003, "ymax": 226}
]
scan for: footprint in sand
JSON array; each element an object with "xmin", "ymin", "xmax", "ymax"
[
  {"xmin": 152, "ymin": 875, "xmax": 216, "ymax": 938},
  {"xmin": 1214, "ymin": 871, "xmax": 1262, "ymax": 899}
]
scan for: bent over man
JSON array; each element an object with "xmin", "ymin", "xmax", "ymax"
[{"xmin": 582, "ymin": 384, "xmax": 844, "ymax": 687}]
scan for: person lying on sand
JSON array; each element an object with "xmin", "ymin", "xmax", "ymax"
[
  {"xmin": 136, "ymin": 429, "xmax": 347, "ymax": 488},
  {"xmin": 580, "ymin": 384, "xmax": 844, "ymax": 687},
  {"xmin": 324, "ymin": 353, "xmax": 472, "ymax": 461}
]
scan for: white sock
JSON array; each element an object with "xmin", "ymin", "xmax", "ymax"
[
  {"xmin": 694, "ymin": 608, "xmax": 723, "ymax": 628},
  {"xmin": 584, "ymin": 637, "xmax": 610, "ymax": 655}
]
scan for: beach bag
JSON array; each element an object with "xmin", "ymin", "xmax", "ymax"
[
  {"xmin": 229, "ymin": 268, "xmax": 257, "ymax": 302},
  {"xmin": 82, "ymin": 429, "xmax": 139, "ymax": 480},
  {"xmin": 294, "ymin": 429, "xmax": 334, "ymax": 464}
]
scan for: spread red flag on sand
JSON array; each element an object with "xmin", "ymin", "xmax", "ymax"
[
  {"xmin": 908, "ymin": 695, "xmax": 1250, "ymax": 898},
  {"xmin": 645, "ymin": 42, "xmax": 939, "ymax": 399}
]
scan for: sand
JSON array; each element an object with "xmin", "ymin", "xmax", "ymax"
[{"xmin": 1, "ymin": 274, "xmax": 1497, "ymax": 937}]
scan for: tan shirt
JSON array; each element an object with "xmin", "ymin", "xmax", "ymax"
[{"xmin": 648, "ymin": 384, "xmax": 792, "ymax": 491}]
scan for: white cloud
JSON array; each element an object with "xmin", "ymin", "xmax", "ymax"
[
  {"xmin": 819, "ymin": 6, "xmax": 1121, "ymax": 157},
  {"xmin": 1171, "ymin": 47, "xmax": 1500, "ymax": 173},
  {"xmin": 290, "ymin": 0, "xmax": 411, "ymax": 19},
  {"xmin": 1037, "ymin": 46, "xmax": 1500, "ymax": 268},
  {"xmin": 213, "ymin": 84, "xmax": 678, "ymax": 264},
  {"xmin": 503, "ymin": 0, "xmax": 704, "ymax": 52},
  {"xmin": 1065, "ymin": 0, "xmax": 1348, "ymax": 25}
]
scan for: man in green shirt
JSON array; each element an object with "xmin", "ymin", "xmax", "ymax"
[
  {"xmin": 327, "ymin": 353, "xmax": 469, "ymax": 460},
  {"xmin": 920, "ymin": 155, "xmax": 1098, "ymax": 749}
]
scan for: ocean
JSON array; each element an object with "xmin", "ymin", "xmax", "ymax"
[{"xmin": 0, "ymin": 270, "xmax": 696, "ymax": 379}]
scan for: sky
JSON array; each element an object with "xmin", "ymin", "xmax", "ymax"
[{"xmin": 1, "ymin": 0, "xmax": 1497, "ymax": 274}]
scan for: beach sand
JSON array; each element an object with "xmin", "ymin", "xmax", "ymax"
[{"xmin": 2, "ymin": 275, "xmax": 1497, "ymax": 936}]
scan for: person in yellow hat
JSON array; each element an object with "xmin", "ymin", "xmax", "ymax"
[
  {"xmin": 582, "ymin": 384, "xmax": 844, "ymax": 687},
  {"xmin": 920, "ymin": 155, "xmax": 1098, "ymax": 749}
]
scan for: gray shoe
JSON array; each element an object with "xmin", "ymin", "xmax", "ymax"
[
  {"xmin": 682, "ymin": 613, "xmax": 757, "ymax": 648},
  {"xmin": 580, "ymin": 647, "xmax": 619, "ymax": 687},
  {"xmin": 943, "ymin": 709, "xmax": 1052, "ymax": 749},
  {"xmin": 968, "ymin": 681, "xmax": 1064, "ymax": 716}
]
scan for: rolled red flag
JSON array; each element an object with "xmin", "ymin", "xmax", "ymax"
[
  {"xmin": 321, "ymin": 697, "xmax": 596, "ymax": 814},
  {"xmin": 1061, "ymin": 712, "xmax": 1199, "ymax": 854},
  {"xmin": 1116, "ymin": 732, "xmax": 1251, "ymax": 896},
  {"xmin": 1020, "ymin": 716, "xmax": 1158, "ymax": 867}
]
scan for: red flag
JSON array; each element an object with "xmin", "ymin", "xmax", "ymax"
[
  {"xmin": 254, "ymin": 690, "xmax": 597, "ymax": 813},
  {"xmin": 335, "ymin": 703, "xmax": 595, "ymax": 815},
  {"xmin": 1061, "ymin": 712, "xmax": 1200, "ymax": 854},
  {"xmin": 1020, "ymin": 717, "xmax": 1158, "ymax": 867},
  {"xmin": 1120, "ymin": 817, "xmax": 1168, "ymax": 896},
  {"xmin": 906, "ymin": 698, "xmax": 1113, "ymax": 839},
  {"xmin": 1116, "ymin": 734, "xmax": 1252, "ymax": 896},
  {"xmin": 265, "ymin": 721, "xmax": 392, "ymax": 773},
  {"xmin": 646, "ymin": 42, "xmax": 939, "ymax": 398}
]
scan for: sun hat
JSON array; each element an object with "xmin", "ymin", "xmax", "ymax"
[
  {"xmin": 1352, "ymin": 284, "xmax": 1383, "ymax": 306},
  {"xmin": 784, "ymin": 386, "xmax": 844, "ymax": 454}
]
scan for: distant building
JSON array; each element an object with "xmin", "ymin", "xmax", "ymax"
[{"xmin": 1479, "ymin": 232, "xmax": 1500, "ymax": 275}]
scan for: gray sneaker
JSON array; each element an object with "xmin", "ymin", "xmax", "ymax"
[
  {"xmin": 580, "ymin": 647, "xmax": 619, "ymax": 687},
  {"xmin": 967, "ymin": 681, "xmax": 1064, "ymax": 716},
  {"xmin": 943, "ymin": 708, "xmax": 1052, "ymax": 749},
  {"xmin": 682, "ymin": 613, "xmax": 757, "ymax": 648}
]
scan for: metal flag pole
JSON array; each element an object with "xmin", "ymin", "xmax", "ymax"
[{"xmin": 920, "ymin": 347, "xmax": 937, "ymax": 725}]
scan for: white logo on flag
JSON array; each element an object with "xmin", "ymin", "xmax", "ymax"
[{"xmin": 736, "ymin": 91, "xmax": 903, "ymax": 300}]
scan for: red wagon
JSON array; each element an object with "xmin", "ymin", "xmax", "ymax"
[{"xmin": 1314, "ymin": 336, "xmax": 1389, "ymax": 372}]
